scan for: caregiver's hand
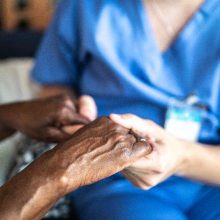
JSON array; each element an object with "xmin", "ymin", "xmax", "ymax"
[{"xmin": 110, "ymin": 113, "xmax": 187, "ymax": 190}]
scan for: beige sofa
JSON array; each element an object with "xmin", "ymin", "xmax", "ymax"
[{"xmin": 0, "ymin": 58, "xmax": 39, "ymax": 185}]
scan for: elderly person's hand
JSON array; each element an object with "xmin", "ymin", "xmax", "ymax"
[
  {"xmin": 53, "ymin": 116, "xmax": 152, "ymax": 192},
  {"xmin": 0, "ymin": 116, "xmax": 152, "ymax": 220},
  {"xmin": 0, "ymin": 94, "xmax": 93, "ymax": 143},
  {"xmin": 62, "ymin": 94, "xmax": 97, "ymax": 134}
]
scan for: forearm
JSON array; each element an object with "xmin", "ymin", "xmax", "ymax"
[
  {"xmin": 177, "ymin": 140, "xmax": 220, "ymax": 186},
  {"xmin": 0, "ymin": 150, "xmax": 69, "ymax": 220},
  {"xmin": 0, "ymin": 104, "xmax": 18, "ymax": 141},
  {"xmin": 0, "ymin": 124, "xmax": 16, "ymax": 141},
  {"xmin": 40, "ymin": 85, "xmax": 77, "ymax": 99}
]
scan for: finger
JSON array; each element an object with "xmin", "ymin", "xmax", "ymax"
[
  {"xmin": 61, "ymin": 108, "xmax": 90, "ymax": 125},
  {"xmin": 129, "ymin": 130, "xmax": 146, "ymax": 142},
  {"xmin": 78, "ymin": 95, "xmax": 97, "ymax": 121},
  {"xmin": 121, "ymin": 170, "xmax": 140, "ymax": 188},
  {"xmin": 43, "ymin": 127, "xmax": 71, "ymax": 143},
  {"xmin": 121, "ymin": 169, "xmax": 152, "ymax": 190},
  {"xmin": 110, "ymin": 114, "xmax": 158, "ymax": 141},
  {"xmin": 110, "ymin": 113, "xmax": 144, "ymax": 130},
  {"xmin": 129, "ymin": 130, "xmax": 154, "ymax": 156},
  {"xmin": 62, "ymin": 124, "xmax": 84, "ymax": 135},
  {"xmin": 133, "ymin": 141, "xmax": 153, "ymax": 156},
  {"xmin": 61, "ymin": 94, "xmax": 77, "ymax": 111},
  {"xmin": 123, "ymin": 141, "xmax": 153, "ymax": 168},
  {"xmin": 51, "ymin": 94, "xmax": 77, "ymax": 112},
  {"xmin": 110, "ymin": 113, "xmax": 149, "ymax": 139}
]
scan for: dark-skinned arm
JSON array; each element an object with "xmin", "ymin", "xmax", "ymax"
[
  {"xmin": 0, "ymin": 117, "xmax": 152, "ymax": 220},
  {"xmin": 0, "ymin": 121, "xmax": 16, "ymax": 141},
  {"xmin": 0, "ymin": 94, "xmax": 90, "ymax": 143}
]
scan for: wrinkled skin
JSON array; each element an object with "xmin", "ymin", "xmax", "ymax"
[
  {"xmin": 62, "ymin": 94, "xmax": 97, "ymax": 134},
  {"xmin": 0, "ymin": 116, "xmax": 152, "ymax": 220},
  {"xmin": 0, "ymin": 94, "xmax": 93, "ymax": 143},
  {"xmin": 52, "ymin": 116, "xmax": 153, "ymax": 192}
]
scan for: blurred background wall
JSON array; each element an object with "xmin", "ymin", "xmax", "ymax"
[{"xmin": 0, "ymin": 0, "xmax": 59, "ymax": 31}]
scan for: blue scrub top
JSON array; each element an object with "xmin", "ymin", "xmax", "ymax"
[{"xmin": 32, "ymin": 0, "xmax": 220, "ymax": 144}]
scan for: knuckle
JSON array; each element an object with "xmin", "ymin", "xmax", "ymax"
[
  {"xmin": 114, "ymin": 123, "xmax": 124, "ymax": 131},
  {"xmin": 97, "ymin": 116, "xmax": 109, "ymax": 123},
  {"xmin": 59, "ymin": 105, "xmax": 69, "ymax": 115},
  {"xmin": 110, "ymin": 132, "xmax": 122, "ymax": 141},
  {"xmin": 43, "ymin": 128, "xmax": 57, "ymax": 141},
  {"xmin": 108, "ymin": 132, "xmax": 129, "ymax": 148},
  {"xmin": 111, "ymin": 123, "xmax": 125, "ymax": 133},
  {"xmin": 115, "ymin": 146, "xmax": 131, "ymax": 160},
  {"xmin": 110, "ymin": 132, "xmax": 129, "ymax": 147},
  {"xmin": 59, "ymin": 93, "xmax": 70, "ymax": 102},
  {"xmin": 120, "ymin": 145, "xmax": 131, "ymax": 155},
  {"xmin": 63, "ymin": 96, "xmax": 76, "ymax": 108},
  {"xmin": 97, "ymin": 116, "xmax": 125, "ymax": 132},
  {"xmin": 115, "ymin": 143, "xmax": 131, "ymax": 158}
]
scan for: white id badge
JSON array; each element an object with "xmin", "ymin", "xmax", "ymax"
[{"xmin": 164, "ymin": 98, "xmax": 204, "ymax": 142}]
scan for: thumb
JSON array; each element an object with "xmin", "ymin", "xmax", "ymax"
[
  {"xmin": 78, "ymin": 95, "xmax": 97, "ymax": 121},
  {"xmin": 132, "ymin": 141, "xmax": 153, "ymax": 158},
  {"xmin": 44, "ymin": 127, "xmax": 71, "ymax": 143},
  {"xmin": 110, "ymin": 113, "xmax": 146, "ymax": 132},
  {"xmin": 126, "ymin": 141, "xmax": 153, "ymax": 166},
  {"xmin": 61, "ymin": 124, "xmax": 84, "ymax": 135}
]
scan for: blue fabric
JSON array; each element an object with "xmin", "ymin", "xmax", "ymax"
[
  {"xmin": 32, "ymin": 0, "xmax": 220, "ymax": 219},
  {"xmin": 71, "ymin": 173, "xmax": 220, "ymax": 220}
]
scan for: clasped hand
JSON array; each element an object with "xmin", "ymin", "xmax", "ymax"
[
  {"xmin": 0, "ymin": 94, "xmax": 97, "ymax": 143},
  {"xmin": 50, "ymin": 116, "xmax": 152, "ymax": 194},
  {"xmin": 110, "ymin": 113, "xmax": 187, "ymax": 190}
]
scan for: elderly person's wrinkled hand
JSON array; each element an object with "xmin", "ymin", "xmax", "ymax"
[
  {"xmin": 51, "ymin": 116, "xmax": 152, "ymax": 193},
  {"xmin": 0, "ymin": 116, "xmax": 152, "ymax": 220},
  {"xmin": 62, "ymin": 94, "xmax": 97, "ymax": 135},
  {"xmin": 0, "ymin": 94, "xmax": 91, "ymax": 143}
]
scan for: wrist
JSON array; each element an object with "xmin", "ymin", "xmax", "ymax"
[
  {"xmin": 175, "ymin": 139, "xmax": 196, "ymax": 177},
  {"xmin": 0, "ymin": 104, "xmax": 17, "ymax": 140},
  {"xmin": 44, "ymin": 146, "xmax": 81, "ymax": 196},
  {"xmin": 0, "ymin": 150, "xmax": 71, "ymax": 220},
  {"xmin": 0, "ymin": 102, "xmax": 25, "ymax": 130},
  {"xmin": 38, "ymin": 151, "xmax": 69, "ymax": 197}
]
